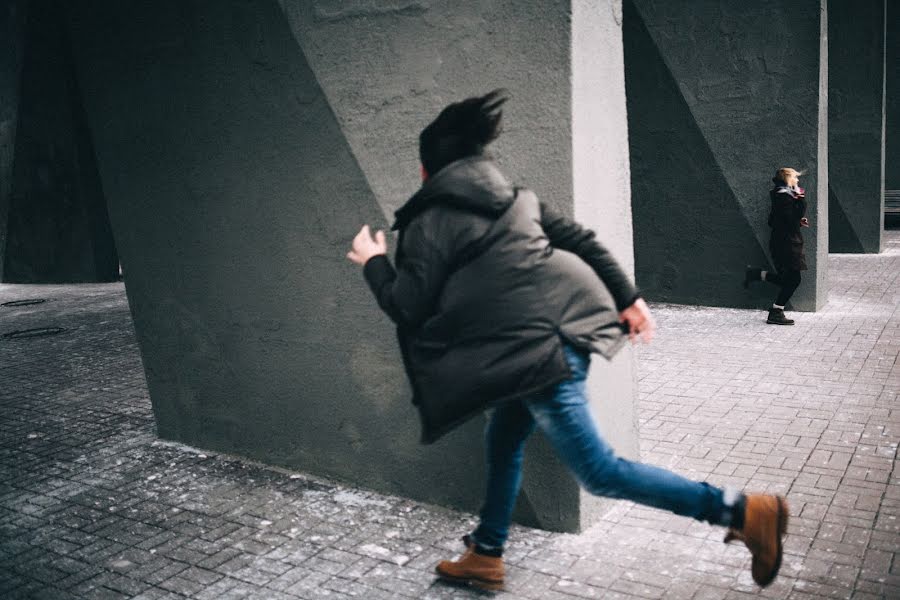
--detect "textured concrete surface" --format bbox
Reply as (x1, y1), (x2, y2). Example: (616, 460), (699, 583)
(0, 0), (27, 283)
(63, 0), (638, 533)
(2, 0), (119, 284)
(624, 0), (829, 311)
(280, 0), (641, 529)
(1, 231), (898, 599)
(277, 0), (571, 221)
(827, 0), (885, 254)
(571, 0), (639, 522)
(886, 1), (900, 192)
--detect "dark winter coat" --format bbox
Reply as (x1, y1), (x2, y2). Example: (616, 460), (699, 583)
(363, 157), (639, 443)
(767, 185), (808, 272)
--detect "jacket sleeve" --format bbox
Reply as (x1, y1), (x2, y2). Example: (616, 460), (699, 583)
(794, 197), (808, 224)
(362, 218), (448, 329)
(539, 201), (640, 311)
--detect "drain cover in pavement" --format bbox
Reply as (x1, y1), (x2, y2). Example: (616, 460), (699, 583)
(2, 327), (67, 339)
(1, 298), (47, 307)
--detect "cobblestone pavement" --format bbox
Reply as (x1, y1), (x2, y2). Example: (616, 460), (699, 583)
(1, 233), (898, 600)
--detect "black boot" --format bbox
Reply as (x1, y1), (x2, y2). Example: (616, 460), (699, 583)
(766, 308), (794, 325)
(743, 266), (762, 289)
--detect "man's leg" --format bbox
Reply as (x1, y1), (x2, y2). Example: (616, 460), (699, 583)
(436, 399), (536, 590)
(527, 346), (738, 526)
(527, 344), (787, 587)
(470, 400), (537, 550)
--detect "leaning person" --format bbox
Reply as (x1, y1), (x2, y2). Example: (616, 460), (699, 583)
(744, 167), (810, 324)
(346, 90), (788, 590)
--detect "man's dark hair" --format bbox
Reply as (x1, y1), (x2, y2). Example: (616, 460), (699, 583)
(418, 89), (508, 176)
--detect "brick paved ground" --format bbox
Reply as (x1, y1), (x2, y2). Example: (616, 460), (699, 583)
(1, 233), (898, 599)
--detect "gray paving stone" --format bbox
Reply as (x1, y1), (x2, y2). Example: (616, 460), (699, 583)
(1, 232), (899, 598)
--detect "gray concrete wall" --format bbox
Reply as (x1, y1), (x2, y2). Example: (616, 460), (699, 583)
(3, 0), (118, 283)
(571, 0), (639, 522)
(886, 1), (900, 193)
(828, 0), (885, 253)
(0, 0), (27, 283)
(66, 0), (638, 533)
(624, 0), (828, 311)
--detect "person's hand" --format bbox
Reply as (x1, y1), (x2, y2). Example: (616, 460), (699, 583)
(347, 225), (387, 266)
(619, 298), (656, 344)
(800, 217), (810, 228)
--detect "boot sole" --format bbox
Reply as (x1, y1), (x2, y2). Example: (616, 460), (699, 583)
(766, 320), (794, 325)
(756, 496), (789, 587)
(435, 569), (504, 592)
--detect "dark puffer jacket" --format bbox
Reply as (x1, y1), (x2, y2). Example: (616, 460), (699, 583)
(767, 185), (808, 271)
(363, 157), (638, 443)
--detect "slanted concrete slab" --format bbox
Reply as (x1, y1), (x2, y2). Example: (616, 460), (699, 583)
(0, 1), (27, 282)
(828, 0), (886, 253)
(65, 0), (639, 534)
(886, 2), (900, 199)
(624, 0), (829, 310)
(2, 0), (118, 283)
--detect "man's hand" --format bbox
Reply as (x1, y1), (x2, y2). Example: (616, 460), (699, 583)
(619, 298), (656, 344)
(800, 217), (810, 228)
(347, 225), (387, 266)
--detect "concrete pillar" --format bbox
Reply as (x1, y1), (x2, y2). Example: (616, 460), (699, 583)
(886, 1), (900, 204)
(624, 0), (828, 311)
(0, 1), (27, 283)
(828, 0), (885, 253)
(66, 0), (638, 533)
(3, 0), (118, 283)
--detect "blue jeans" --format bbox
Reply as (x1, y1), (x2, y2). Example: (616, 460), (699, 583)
(471, 344), (734, 549)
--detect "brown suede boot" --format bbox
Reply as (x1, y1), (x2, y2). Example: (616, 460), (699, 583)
(435, 544), (504, 592)
(723, 494), (789, 587)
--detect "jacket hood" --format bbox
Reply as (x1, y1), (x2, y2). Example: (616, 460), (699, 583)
(392, 156), (515, 230)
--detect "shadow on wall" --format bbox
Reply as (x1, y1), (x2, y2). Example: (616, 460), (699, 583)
(623, 0), (826, 311)
(56, 0), (630, 535)
(2, 0), (118, 283)
(623, 0), (772, 309)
